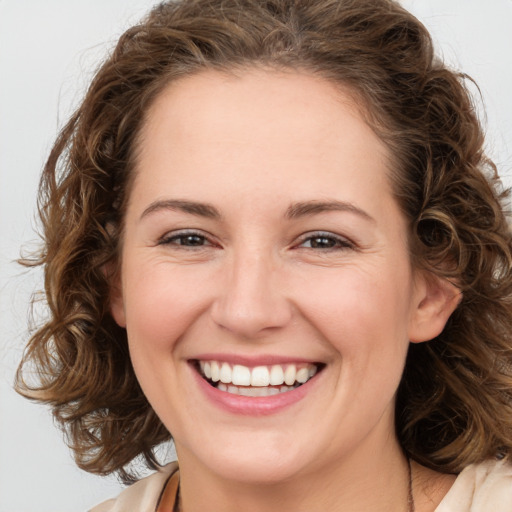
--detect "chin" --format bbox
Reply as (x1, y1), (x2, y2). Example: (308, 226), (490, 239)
(208, 453), (304, 484)
(178, 430), (310, 484)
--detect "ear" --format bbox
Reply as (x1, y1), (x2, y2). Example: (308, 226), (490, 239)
(105, 264), (126, 328)
(408, 271), (461, 343)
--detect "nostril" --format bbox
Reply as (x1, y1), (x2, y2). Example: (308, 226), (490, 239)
(210, 298), (293, 338)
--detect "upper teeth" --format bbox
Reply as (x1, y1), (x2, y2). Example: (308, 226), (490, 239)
(199, 361), (318, 387)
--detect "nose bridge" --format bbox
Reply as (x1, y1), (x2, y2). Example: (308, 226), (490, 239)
(211, 242), (292, 338)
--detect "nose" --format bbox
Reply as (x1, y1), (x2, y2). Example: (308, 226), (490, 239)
(210, 249), (293, 339)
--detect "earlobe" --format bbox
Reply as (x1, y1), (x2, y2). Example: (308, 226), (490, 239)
(408, 272), (461, 343)
(105, 265), (126, 328)
(110, 285), (127, 328)
(102, 224), (126, 328)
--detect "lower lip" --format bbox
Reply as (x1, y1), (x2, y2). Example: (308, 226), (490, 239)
(191, 365), (320, 416)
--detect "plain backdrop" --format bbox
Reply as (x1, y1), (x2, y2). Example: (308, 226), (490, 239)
(1, 1), (511, 511)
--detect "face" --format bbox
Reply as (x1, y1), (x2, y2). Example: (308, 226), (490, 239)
(111, 69), (448, 484)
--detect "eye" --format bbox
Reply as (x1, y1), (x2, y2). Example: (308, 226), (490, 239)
(298, 231), (354, 250)
(158, 230), (212, 247)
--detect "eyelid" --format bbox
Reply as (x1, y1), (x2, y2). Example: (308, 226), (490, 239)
(156, 229), (355, 250)
(157, 228), (218, 247)
(294, 230), (356, 249)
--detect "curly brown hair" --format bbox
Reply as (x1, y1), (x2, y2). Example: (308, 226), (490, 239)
(16, 0), (512, 484)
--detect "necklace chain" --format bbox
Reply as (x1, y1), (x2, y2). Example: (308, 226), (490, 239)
(407, 458), (416, 512)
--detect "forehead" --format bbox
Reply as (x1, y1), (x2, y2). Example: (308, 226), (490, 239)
(131, 68), (393, 212)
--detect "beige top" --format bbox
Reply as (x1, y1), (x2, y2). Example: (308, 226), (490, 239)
(90, 459), (512, 512)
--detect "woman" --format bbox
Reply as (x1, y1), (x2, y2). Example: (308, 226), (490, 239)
(16, 0), (512, 510)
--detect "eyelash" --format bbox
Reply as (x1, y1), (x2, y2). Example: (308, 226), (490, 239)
(158, 230), (212, 248)
(295, 231), (355, 251)
(158, 230), (354, 251)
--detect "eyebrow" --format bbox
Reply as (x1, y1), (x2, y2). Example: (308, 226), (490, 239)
(139, 198), (375, 223)
(140, 199), (222, 220)
(285, 200), (375, 223)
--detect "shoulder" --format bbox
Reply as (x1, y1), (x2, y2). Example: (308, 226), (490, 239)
(88, 462), (178, 512)
(436, 458), (512, 511)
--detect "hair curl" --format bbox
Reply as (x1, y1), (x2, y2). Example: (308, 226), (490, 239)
(17, 0), (512, 483)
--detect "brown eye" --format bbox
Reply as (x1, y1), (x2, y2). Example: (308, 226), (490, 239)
(299, 232), (353, 250)
(308, 236), (338, 249)
(159, 231), (210, 247)
(176, 234), (206, 246)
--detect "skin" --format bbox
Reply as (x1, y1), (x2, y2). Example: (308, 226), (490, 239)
(111, 69), (458, 511)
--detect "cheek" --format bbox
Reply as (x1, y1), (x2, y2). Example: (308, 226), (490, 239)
(120, 261), (213, 427)
(295, 264), (414, 361)
(122, 260), (212, 353)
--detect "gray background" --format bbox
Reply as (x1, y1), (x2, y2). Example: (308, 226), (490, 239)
(1, 1), (511, 511)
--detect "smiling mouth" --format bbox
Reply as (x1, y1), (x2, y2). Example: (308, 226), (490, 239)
(194, 360), (323, 397)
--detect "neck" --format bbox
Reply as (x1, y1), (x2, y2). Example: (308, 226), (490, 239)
(177, 433), (412, 512)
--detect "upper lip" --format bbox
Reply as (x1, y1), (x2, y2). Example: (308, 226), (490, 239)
(189, 353), (322, 367)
